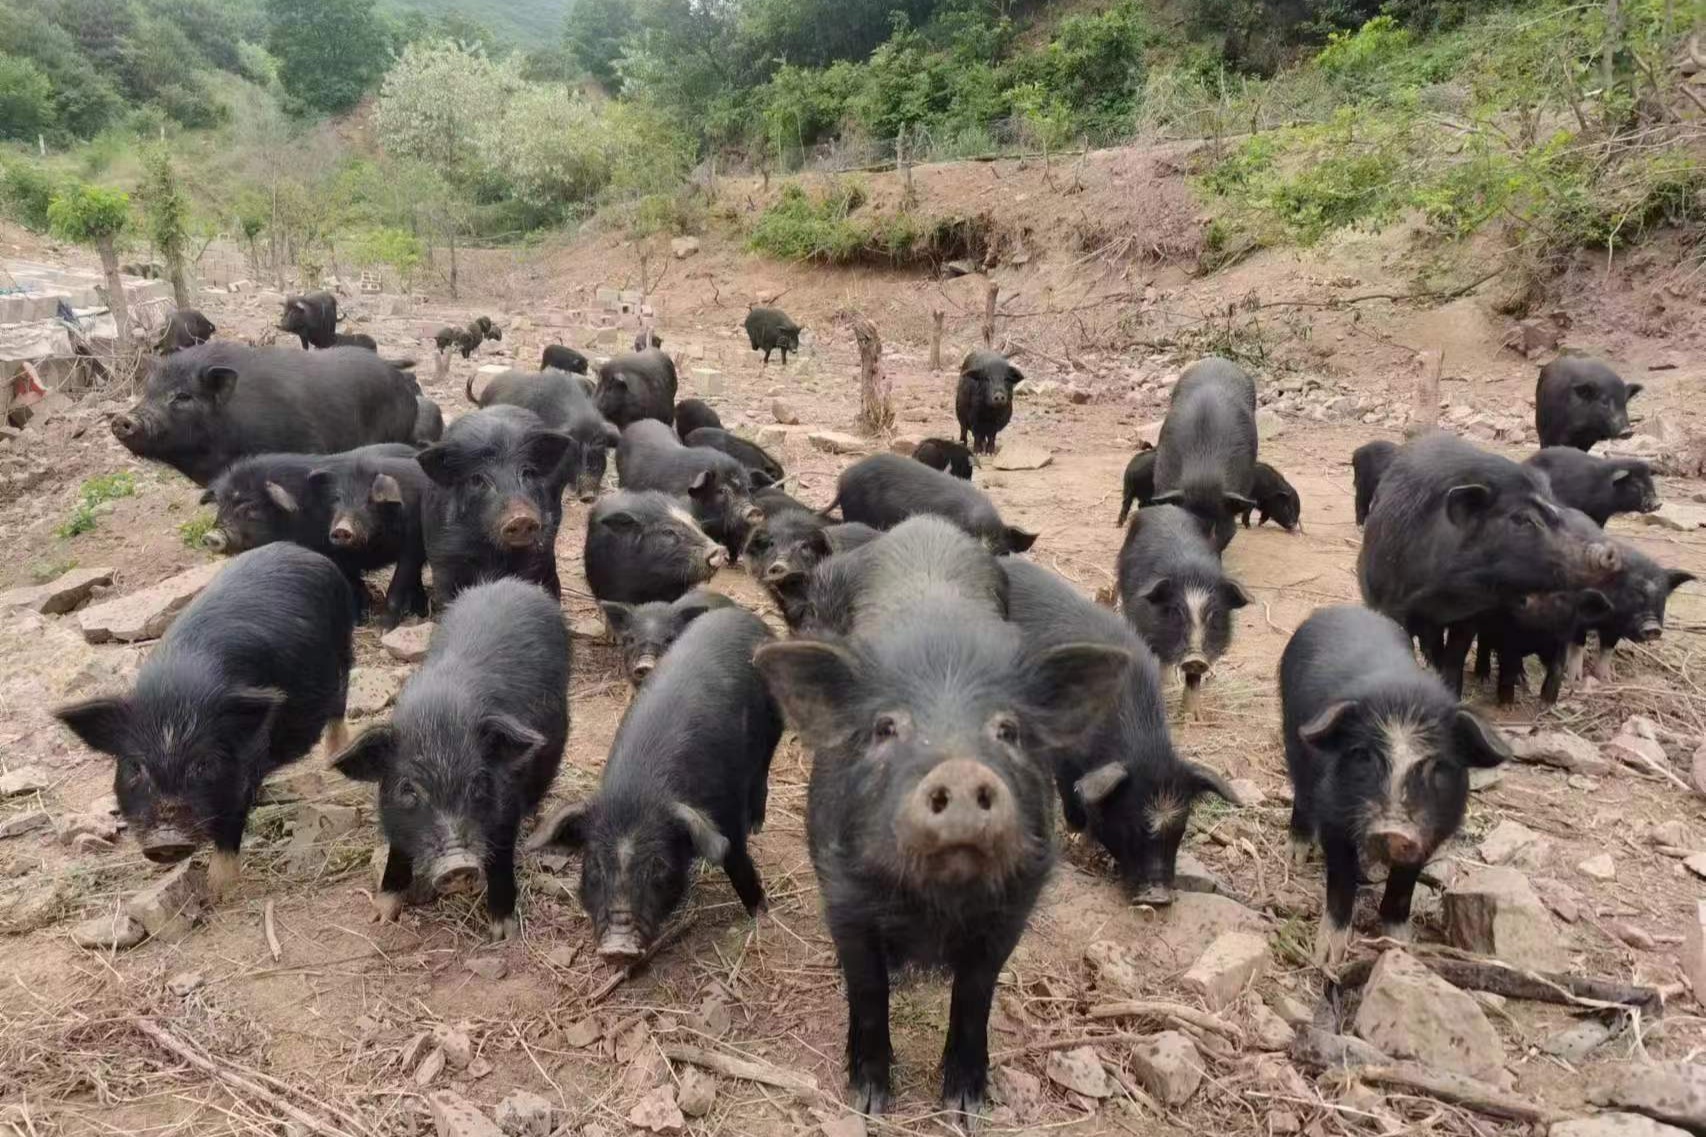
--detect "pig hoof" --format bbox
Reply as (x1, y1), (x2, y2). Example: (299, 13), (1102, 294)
(488, 916), (518, 942)
(1288, 837), (1312, 868)
(1312, 919), (1351, 969)
(849, 1079), (890, 1118)
(1565, 645), (1585, 683)
(1379, 920), (1413, 945)
(942, 1087), (986, 1131)
(207, 851), (240, 900)
(323, 718), (350, 756)
(373, 892), (404, 923)
(1591, 655), (1615, 683)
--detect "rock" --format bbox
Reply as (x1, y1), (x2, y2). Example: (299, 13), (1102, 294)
(167, 970), (205, 996)
(381, 621), (435, 663)
(1227, 778), (1265, 807)
(435, 1026), (473, 1069)
(545, 944), (578, 969)
(771, 399), (800, 425)
(1446, 867), (1566, 970)
(1504, 319), (1560, 359)
(494, 1090), (554, 1136)
(807, 431), (866, 455)
(697, 994), (732, 1037)
(1255, 409), (1284, 441)
(689, 367), (723, 396)
(1183, 931), (1269, 1010)
(0, 878), (65, 933)
(1650, 821), (1692, 848)
(1542, 1019), (1619, 1063)
(126, 861), (206, 942)
(1269, 991), (1314, 1028)
(1608, 731), (1669, 772)
(78, 561), (223, 643)
(1129, 1031), (1201, 1105)
(1478, 819), (1549, 868)
(1291, 1027), (1389, 1070)
(1509, 731), (1612, 775)
(466, 956), (507, 981)
(1271, 1109), (1301, 1134)
(0, 810), (48, 839)
(346, 667), (406, 717)
(1148, 891), (1267, 956)
(670, 237), (700, 260)
(59, 812), (121, 846)
(628, 1084), (685, 1132)
(1045, 1046), (1110, 1099)
(1553, 1115), (1693, 1137)
(428, 1089), (503, 1137)
(0, 766), (49, 797)
(1470, 766), (1504, 792)
(1248, 1000), (1296, 1051)
(1591, 1061), (1706, 1134)
(561, 1018), (601, 1048)
(1173, 849), (1224, 894)
(676, 1067), (716, 1117)
(1535, 877), (1586, 924)
(1686, 853), (1706, 882)
(1684, 901), (1706, 1008)
(991, 446), (1053, 470)
(0, 566), (114, 614)
(1579, 853), (1617, 881)
(1066, 383), (1092, 404)
(70, 911), (146, 950)
(993, 1066), (1044, 1122)
(1353, 949), (1506, 1080)
(1691, 744), (1706, 796)
(283, 803), (360, 872)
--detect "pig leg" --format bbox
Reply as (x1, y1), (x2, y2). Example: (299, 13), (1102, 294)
(207, 812), (246, 900)
(1592, 635), (1620, 682)
(383, 538), (429, 629)
(1314, 833), (1359, 966)
(323, 717), (350, 757)
(722, 839), (767, 916)
(374, 846), (415, 922)
(1287, 795), (1313, 867)
(483, 839), (519, 941)
(1055, 769), (1089, 832)
(1435, 623), (1474, 697)
(1494, 644), (1520, 707)
(747, 779), (769, 835)
(941, 943), (1007, 1119)
(1539, 649), (1566, 704)
(1376, 862), (1422, 943)
(833, 927), (893, 1115)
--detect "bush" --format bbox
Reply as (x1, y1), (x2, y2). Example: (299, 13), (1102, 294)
(349, 226), (425, 290)
(0, 54), (56, 141)
(0, 158), (58, 231)
(178, 511), (216, 549)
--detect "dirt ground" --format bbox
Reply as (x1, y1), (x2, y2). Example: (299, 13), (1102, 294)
(2, 149), (1705, 1137)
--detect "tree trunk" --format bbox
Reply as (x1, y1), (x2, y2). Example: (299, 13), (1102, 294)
(1408, 350), (1442, 438)
(97, 236), (133, 358)
(930, 309), (945, 371)
(852, 315), (893, 435)
(449, 226), (459, 301)
(1602, 0), (1621, 100)
(167, 257), (189, 310)
(981, 281), (999, 348)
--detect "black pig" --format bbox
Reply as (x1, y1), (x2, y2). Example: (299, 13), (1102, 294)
(673, 397), (722, 438)
(1151, 356), (1258, 551)
(1282, 605), (1509, 964)
(414, 397), (444, 444)
(334, 579), (567, 940)
(617, 419), (759, 550)
(584, 489), (728, 605)
(470, 368), (621, 504)
(279, 291), (338, 349)
(1535, 358), (1641, 451)
(596, 349), (678, 429)
(1352, 439), (1398, 526)
(331, 332), (377, 351)
(1475, 590), (1611, 705)
(955, 350), (1024, 455)
(601, 589), (736, 686)
(683, 426), (784, 487)
(1242, 462), (1301, 530)
(533, 607), (782, 959)
(1575, 541), (1694, 681)
(913, 437), (974, 479)
(1117, 449), (1155, 526)
(55, 544), (354, 897)
(743, 306), (801, 364)
(832, 452), (1037, 554)
(156, 308), (215, 354)
(1524, 447), (1659, 526)
(541, 344), (589, 374)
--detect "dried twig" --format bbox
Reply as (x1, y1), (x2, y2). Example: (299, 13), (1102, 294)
(587, 916), (698, 1003)
(662, 1044), (821, 1098)
(1332, 952), (1664, 1011)
(1327, 1062), (1567, 1125)
(263, 899), (282, 963)
(1088, 1000), (1245, 1046)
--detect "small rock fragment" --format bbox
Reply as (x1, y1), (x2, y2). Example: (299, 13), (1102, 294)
(1508, 731), (1611, 775)
(413, 1046), (445, 1087)
(435, 1026), (473, 1069)
(1579, 854), (1617, 881)
(167, 971), (205, 996)
(70, 911), (146, 950)
(546, 945), (578, 969)
(1684, 900), (1706, 1009)
(1469, 766), (1504, 792)
(0, 566), (114, 615)
(283, 803), (360, 873)
(1353, 949), (1506, 1080)
(1269, 991), (1314, 1027)
(807, 431), (866, 456)
(78, 560), (223, 643)
(428, 1089), (502, 1137)
(1611, 922), (1656, 950)
(1182, 930), (1269, 1010)
(0, 765), (49, 797)
(1227, 778), (1265, 806)
(1129, 1031), (1202, 1104)
(993, 1066), (1044, 1122)
(676, 1067), (716, 1117)
(1045, 1046), (1110, 1099)
(465, 956), (507, 981)
(1247, 1000), (1296, 1051)
(0, 810), (49, 839)
(1173, 849), (1224, 894)
(771, 399), (800, 425)
(697, 995), (732, 1037)
(1543, 1018), (1619, 1062)
(467, 1058), (492, 1079)
(346, 666), (406, 717)
(126, 861), (206, 942)
(561, 1018), (601, 1048)
(1445, 866), (1567, 970)
(1084, 939), (1142, 998)
(1534, 876), (1585, 924)
(494, 1089), (554, 1136)
(58, 812), (121, 846)
(1552, 1115), (1692, 1137)
(380, 621), (435, 663)
(1290, 1027), (1388, 1070)
(1270, 1109), (1301, 1134)
(1590, 1062), (1706, 1134)
(1650, 821), (1691, 847)
(1478, 819), (1549, 867)
(628, 1084), (685, 1132)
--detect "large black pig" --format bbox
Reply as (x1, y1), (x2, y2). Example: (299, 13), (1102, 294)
(541, 344), (589, 374)
(532, 607), (782, 960)
(617, 419), (760, 550)
(470, 368), (621, 504)
(596, 349), (678, 428)
(278, 291), (338, 349)
(672, 398), (722, 439)
(682, 427), (784, 488)
(1003, 558), (1237, 904)
(55, 543), (354, 898)
(334, 579), (567, 940)
(832, 452), (1036, 554)
(1535, 358), (1642, 451)
(418, 406), (572, 602)
(1151, 356), (1258, 551)
(1351, 439), (1398, 526)
(1282, 605), (1509, 964)
(1524, 447), (1659, 526)
(955, 350), (1024, 455)
(111, 343), (417, 486)
(743, 306), (801, 364)
(583, 489), (728, 605)
(156, 308), (215, 354)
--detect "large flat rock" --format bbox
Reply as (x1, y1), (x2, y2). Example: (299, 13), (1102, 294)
(1353, 949), (1505, 1080)
(0, 566), (114, 615)
(79, 561), (224, 643)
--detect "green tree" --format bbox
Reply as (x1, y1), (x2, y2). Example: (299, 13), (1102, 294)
(141, 146), (192, 308)
(266, 0), (390, 113)
(0, 54), (55, 141)
(564, 0), (634, 90)
(48, 184), (134, 356)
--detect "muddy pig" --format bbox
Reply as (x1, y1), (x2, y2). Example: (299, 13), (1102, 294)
(334, 579), (568, 940)
(55, 544), (354, 897)
(1524, 447), (1659, 526)
(832, 452), (1037, 554)
(1151, 356), (1258, 551)
(584, 489), (728, 604)
(419, 406), (572, 603)
(913, 437), (974, 479)
(1281, 605), (1509, 964)
(955, 350), (1024, 455)
(601, 589), (736, 687)
(533, 607), (782, 959)
(1003, 558), (1237, 904)
(1535, 357), (1641, 451)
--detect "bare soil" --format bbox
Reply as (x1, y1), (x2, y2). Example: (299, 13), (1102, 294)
(2, 148), (1704, 1137)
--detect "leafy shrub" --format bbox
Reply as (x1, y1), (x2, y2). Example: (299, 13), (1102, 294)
(0, 158), (58, 231)
(349, 227), (425, 290)
(57, 471), (137, 539)
(178, 511), (216, 549)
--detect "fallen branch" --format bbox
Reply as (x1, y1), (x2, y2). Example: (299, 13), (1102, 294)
(1248, 268), (1504, 312)
(1332, 953), (1663, 1011)
(135, 1018), (365, 1137)
(1328, 1062), (1567, 1125)
(662, 1044), (821, 1098)
(1088, 1000), (1245, 1046)
(991, 1030), (1158, 1063)
(263, 899), (281, 963)
(587, 916), (697, 1004)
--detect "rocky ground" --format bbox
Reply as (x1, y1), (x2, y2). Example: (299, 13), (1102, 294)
(2, 150), (1706, 1137)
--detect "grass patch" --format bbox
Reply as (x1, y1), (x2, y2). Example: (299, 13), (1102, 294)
(178, 512), (216, 550)
(747, 181), (994, 267)
(30, 556), (77, 584)
(56, 472), (137, 539)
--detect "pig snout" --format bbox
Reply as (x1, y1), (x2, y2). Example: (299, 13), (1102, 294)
(141, 826), (196, 864)
(110, 412), (143, 441)
(597, 911), (646, 961)
(577, 486), (599, 504)
(706, 546), (729, 570)
(1134, 881), (1174, 907)
(740, 502), (764, 526)
(497, 502), (543, 547)
(1180, 654), (1210, 680)
(762, 560), (791, 582)
(895, 758), (1019, 883)
(1640, 619), (1663, 642)
(202, 528), (229, 553)
(429, 850), (482, 895)
(631, 654), (658, 684)
(1364, 823), (1423, 866)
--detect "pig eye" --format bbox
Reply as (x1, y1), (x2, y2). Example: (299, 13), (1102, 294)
(520, 463), (539, 479)
(169, 391), (195, 406)
(991, 716), (1021, 745)
(873, 714), (900, 740)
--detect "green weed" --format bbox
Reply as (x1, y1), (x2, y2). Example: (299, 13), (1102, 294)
(178, 512), (216, 550)
(56, 471), (138, 539)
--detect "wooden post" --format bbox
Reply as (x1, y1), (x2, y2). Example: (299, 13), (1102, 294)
(639, 250), (651, 298)
(852, 315), (893, 435)
(930, 309), (945, 371)
(981, 281), (998, 348)
(1408, 350), (1443, 438)
(95, 235), (133, 358)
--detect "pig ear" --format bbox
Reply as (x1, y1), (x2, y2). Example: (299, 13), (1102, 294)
(753, 639), (863, 748)
(200, 366), (239, 401)
(749, 469), (776, 489)
(1025, 642), (1133, 746)
(1298, 701), (1356, 747)
(529, 801), (592, 851)
(1451, 709), (1511, 768)
(1668, 570), (1696, 593)
(291, 299), (308, 313)
(1445, 483), (1493, 527)
(1150, 490), (1183, 506)
(54, 696), (132, 757)
(1609, 468), (1630, 484)
(1223, 492), (1256, 513)
(1221, 579), (1252, 609)
(527, 430), (572, 473)
(1074, 762), (1128, 806)
(478, 714), (546, 769)
(600, 601), (634, 636)
(415, 443), (457, 486)
(671, 802), (729, 864)
(1626, 383), (1642, 399)
(369, 473), (403, 505)
(1003, 526), (1038, 553)
(598, 510), (640, 533)
(1137, 577), (1173, 603)
(1008, 367), (1025, 386)
(198, 488), (216, 504)
(265, 481), (299, 513)
(221, 686), (286, 740)
(1186, 761), (1241, 804)
(805, 529), (834, 559)
(673, 598), (714, 629)
(687, 470), (715, 498)
(331, 724), (397, 782)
